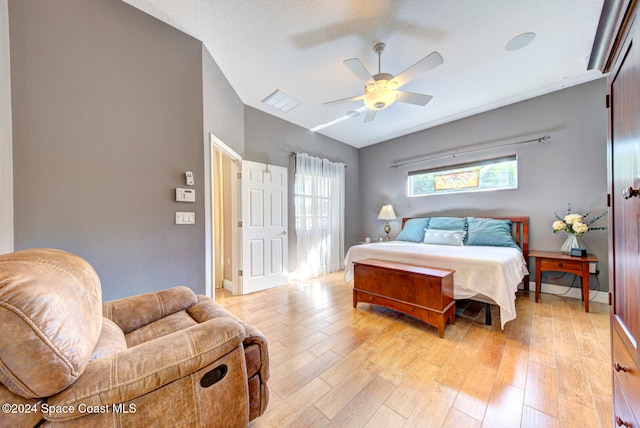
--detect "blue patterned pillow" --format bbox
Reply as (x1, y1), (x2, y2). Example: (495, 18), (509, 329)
(423, 229), (466, 246)
(396, 218), (430, 243)
(466, 217), (520, 250)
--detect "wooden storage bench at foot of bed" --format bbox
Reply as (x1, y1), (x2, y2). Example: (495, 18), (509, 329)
(353, 258), (455, 338)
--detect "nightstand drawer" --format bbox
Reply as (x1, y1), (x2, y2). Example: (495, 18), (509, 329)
(540, 259), (583, 274)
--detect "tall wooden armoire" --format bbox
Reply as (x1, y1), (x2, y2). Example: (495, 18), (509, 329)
(591, 0), (640, 425)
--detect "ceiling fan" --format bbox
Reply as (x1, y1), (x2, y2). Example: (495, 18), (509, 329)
(323, 42), (444, 122)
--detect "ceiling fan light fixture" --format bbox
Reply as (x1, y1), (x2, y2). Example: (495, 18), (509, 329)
(364, 79), (397, 110)
(322, 42), (442, 121)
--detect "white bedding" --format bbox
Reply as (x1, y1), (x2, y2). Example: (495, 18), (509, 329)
(343, 241), (529, 328)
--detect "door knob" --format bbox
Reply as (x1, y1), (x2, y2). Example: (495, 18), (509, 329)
(623, 186), (640, 199)
(280, 230), (287, 235)
(615, 416), (632, 427)
(614, 362), (628, 373)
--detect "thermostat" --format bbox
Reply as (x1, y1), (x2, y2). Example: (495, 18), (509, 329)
(176, 188), (195, 202)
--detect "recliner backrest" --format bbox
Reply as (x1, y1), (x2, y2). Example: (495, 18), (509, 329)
(0, 249), (103, 398)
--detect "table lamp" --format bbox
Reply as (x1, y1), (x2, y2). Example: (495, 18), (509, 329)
(377, 204), (397, 240)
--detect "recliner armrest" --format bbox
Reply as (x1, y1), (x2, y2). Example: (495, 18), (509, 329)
(45, 317), (245, 422)
(102, 286), (197, 333)
(190, 296), (270, 384)
(241, 324), (270, 382)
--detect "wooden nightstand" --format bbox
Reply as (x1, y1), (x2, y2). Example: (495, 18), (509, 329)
(529, 250), (598, 312)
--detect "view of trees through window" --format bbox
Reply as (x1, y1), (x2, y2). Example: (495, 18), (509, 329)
(408, 155), (518, 197)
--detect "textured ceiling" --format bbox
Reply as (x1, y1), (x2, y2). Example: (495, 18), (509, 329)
(123, 0), (605, 148)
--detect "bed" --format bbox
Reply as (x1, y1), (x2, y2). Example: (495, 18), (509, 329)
(344, 216), (530, 328)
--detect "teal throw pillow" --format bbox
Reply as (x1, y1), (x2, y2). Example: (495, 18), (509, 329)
(428, 217), (467, 231)
(396, 218), (430, 243)
(466, 217), (520, 250)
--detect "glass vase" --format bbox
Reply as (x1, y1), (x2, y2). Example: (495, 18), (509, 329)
(560, 234), (586, 254)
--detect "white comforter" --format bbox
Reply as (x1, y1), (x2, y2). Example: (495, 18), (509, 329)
(343, 241), (529, 328)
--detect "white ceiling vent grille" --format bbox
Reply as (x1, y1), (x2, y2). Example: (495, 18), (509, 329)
(261, 90), (301, 113)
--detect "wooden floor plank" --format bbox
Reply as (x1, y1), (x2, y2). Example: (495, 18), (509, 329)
(452, 362), (497, 421)
(285, 406), (329, 428)
(314, 361), (382, 419)
(404, 381), (458, 428)
(384, 359), (440, 418)
(523, 361), (559, 417)
(482, 381), (524, 428)
(442, 408), (482, 428)
(363, 405), (406, 428)
(327, 375), (396, 427)
(520, 405), (560, 428)
(272, 350), (342, 399)
(475, 329), (506, 369)
(555, 355), (595, 409)
(495, 338), (529, 390)
(249, 377), (332, 428)
(582, 356), (613, 427)
(558, 396), (602, 428)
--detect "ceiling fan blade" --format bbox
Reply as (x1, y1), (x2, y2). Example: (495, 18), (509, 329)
(396, 91), (433, 106)
(322, 94), (365, 107)
(344, 58), (375, 84)
(364, 109), (377, 123)
(392, 51), (444, 88)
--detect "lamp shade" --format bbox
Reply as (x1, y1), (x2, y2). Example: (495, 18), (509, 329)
(377, 204), (397, 220)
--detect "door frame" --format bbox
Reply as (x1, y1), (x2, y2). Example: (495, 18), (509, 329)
(206, 133), (242, 298)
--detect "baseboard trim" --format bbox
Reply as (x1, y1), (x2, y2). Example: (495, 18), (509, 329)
(223, 279), (233, 292)
(521, 281), (609, 304)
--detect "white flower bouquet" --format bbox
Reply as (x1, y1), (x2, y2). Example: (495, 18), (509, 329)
(552, 203), (607, 236)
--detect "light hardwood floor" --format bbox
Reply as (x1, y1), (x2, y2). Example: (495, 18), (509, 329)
(216, 272), (612, 428)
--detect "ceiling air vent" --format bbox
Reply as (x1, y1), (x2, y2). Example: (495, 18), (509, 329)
(261, 89), (301, 113)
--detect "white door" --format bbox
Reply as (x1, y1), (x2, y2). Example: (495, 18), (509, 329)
(241, 160), (288, 293)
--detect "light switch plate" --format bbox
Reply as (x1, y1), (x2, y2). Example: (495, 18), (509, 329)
(175, 212), (195, 224)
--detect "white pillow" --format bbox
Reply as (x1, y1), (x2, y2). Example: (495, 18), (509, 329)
(423, 229), (466, 246)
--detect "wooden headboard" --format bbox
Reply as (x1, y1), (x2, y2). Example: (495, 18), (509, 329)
(401, 215), (530, 289)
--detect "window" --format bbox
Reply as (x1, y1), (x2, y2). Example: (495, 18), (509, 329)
(294, 153), (345, 280)
(294, 175), (332, 232)
(408, 155), (517, 197)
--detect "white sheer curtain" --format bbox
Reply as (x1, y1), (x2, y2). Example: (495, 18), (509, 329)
(294, 153), (345, 280)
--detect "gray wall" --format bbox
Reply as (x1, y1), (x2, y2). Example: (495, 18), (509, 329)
(202, 45), (246, 295)
(0, 0), (12, 254)
(9, 0), (231, 300)
(359, 78), (609, 290)
(202, 45), (245, 159)
(244, 106), (360, 273)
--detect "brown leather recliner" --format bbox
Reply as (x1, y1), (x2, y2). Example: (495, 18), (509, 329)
(0, 248), (269, 427)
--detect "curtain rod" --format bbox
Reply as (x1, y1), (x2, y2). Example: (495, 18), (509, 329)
(390, 134), (550, 169)
(290, 151), (348, 168)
